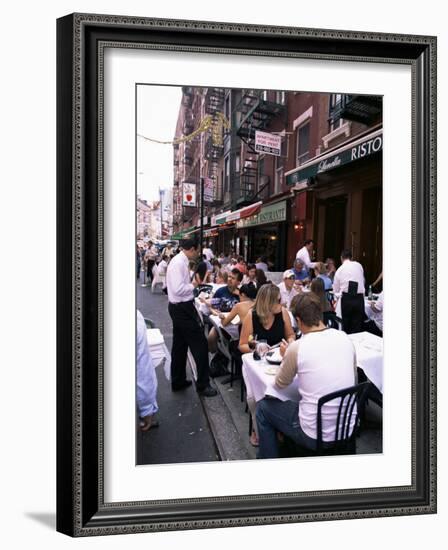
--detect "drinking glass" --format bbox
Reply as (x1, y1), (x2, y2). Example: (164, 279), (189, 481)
(256, 340), (269, 361)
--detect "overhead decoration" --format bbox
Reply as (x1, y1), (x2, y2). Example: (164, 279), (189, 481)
(138, 112), (230, 147)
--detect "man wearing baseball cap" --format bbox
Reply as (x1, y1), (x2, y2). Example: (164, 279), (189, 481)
(277, 269), (299, 309)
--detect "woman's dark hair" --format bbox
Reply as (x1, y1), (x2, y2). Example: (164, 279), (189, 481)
(255, 268), (268, 286)
(239, 283), (257, 300)
(310, 277), (331, 312)
(247, 263), (256, 272)
(194, 261), (208, 282)
(231, 268), (244, 282)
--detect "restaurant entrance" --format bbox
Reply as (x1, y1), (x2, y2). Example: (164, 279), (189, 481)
(248, 222), (287, 270)
(316, 195), (348, 263)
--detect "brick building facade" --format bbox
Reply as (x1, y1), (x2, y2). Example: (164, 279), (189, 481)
(172, 87), (382, 282)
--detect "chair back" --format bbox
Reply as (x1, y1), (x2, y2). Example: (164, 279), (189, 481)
(316, 381), (371, 453)
(323, 311), (342, 330)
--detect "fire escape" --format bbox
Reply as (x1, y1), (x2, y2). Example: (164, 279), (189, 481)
(235, 90), (286, 205)
(204, 88), (226, 205)
(330, 94), (382, 125)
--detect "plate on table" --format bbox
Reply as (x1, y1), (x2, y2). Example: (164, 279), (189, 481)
(264, 366), (279, 375)
(266, 349), (282, 365)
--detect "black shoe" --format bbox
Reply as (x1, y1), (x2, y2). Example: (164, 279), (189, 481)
(171, 380), (192, 392)
(197, 385), (218, 397)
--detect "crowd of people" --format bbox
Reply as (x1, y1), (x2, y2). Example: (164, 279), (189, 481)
(136, 237), (384, 458)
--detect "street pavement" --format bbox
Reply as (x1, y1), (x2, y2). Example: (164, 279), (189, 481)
(136, 274), (219, 464)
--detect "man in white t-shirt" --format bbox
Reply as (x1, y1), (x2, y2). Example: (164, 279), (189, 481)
(256, 293), (357, 459)
(277, 269), (299, 309)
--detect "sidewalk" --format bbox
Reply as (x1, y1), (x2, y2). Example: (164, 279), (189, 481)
(136, 276), (219, 465)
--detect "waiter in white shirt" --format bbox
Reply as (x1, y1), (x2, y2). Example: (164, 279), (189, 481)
(166, 238), (217, 397)
(202, 244), (214, 262)
(295, 240), (317, 273)
(333, 249), (366, 334)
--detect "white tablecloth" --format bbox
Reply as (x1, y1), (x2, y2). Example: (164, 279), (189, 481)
(146, 328), (171, 380)
(348, 331), (383, 392)
(209, 314), (240, 340)
(242, 353), (299, 404)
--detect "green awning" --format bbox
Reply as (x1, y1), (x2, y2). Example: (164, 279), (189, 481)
(285, 128), (382, 186)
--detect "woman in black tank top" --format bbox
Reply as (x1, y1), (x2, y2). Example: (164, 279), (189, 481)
(252, 310), (285, 346)
(239, 284), (296, 354)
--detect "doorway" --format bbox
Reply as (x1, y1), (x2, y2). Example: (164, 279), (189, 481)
(322, 195), (347, 262)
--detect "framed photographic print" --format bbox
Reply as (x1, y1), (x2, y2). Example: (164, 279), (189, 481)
(57, 13), (436, 536)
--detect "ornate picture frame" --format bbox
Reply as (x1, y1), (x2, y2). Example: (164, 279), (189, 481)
(56, 13), (436, 536)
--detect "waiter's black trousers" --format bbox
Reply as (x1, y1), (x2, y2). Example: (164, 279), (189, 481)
(146, 260), (155, 282)
(341, 293), (366, 334)
(168, 301), (210, 390)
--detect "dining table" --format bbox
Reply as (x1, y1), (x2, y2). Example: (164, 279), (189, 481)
(348, 331), (383, 393)
(242, 352), (300, 406)
(146, 328), (171, 380)
(209, 313), (240, 341)
(242, 330), (383, 408)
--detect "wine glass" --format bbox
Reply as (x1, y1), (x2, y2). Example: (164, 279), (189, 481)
(256, 340), (269, 361)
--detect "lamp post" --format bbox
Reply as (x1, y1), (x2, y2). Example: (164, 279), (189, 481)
(159, 188), (163, 240)
(199, 177), (204, 257)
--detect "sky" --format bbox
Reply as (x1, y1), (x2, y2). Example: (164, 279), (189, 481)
(137, 85), (183, 202)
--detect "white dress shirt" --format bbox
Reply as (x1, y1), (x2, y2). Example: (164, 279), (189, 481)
(295, 246), (316, 269)
(166, 251), (194, 303)
(136, 310), (158, 417)
(333, 259), (365, 296)
(202, 247), (214, 261)
(277, 281), (298, 309)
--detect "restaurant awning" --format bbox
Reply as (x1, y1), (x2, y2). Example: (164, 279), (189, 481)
(285, 128), (383, 186)
(214, 201), (263, 225)
(170, 226), (197, 240)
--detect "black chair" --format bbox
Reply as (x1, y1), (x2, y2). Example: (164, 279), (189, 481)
(341, 280), (366, 334)
(323, 311), (343, 330)
(281, 381), (371, 457)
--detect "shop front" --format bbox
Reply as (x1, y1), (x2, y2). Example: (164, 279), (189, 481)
(286, 127), (383, 282)
(236, 200), (288, 270)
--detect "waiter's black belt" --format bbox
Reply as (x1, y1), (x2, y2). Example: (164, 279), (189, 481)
(169, 300), (194, 306)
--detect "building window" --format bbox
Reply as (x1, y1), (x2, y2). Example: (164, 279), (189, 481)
(329, 93), (345, 132)
(224, 156), (230, 193)
(274, 164), (283, 194)
(258, 157), (265, 183)
(275, 90), (286, 105)
(296, 122), (310, 166)
(224, 95), (231, 120)
(235, 152), (240, 174)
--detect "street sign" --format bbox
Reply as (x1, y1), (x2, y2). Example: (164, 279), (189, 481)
(182, 183), (196, 206)
(255, 130), (282, 156)
(203, 177), (214, 203)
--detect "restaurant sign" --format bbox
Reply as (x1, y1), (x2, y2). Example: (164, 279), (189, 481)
(182, 183), (196, 206)
(255, 130), (282, 156)
(236, 200), (287, 229)
(286, 130), (383, 186)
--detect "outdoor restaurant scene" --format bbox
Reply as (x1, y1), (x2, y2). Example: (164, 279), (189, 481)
(136, 85), (383, 464)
